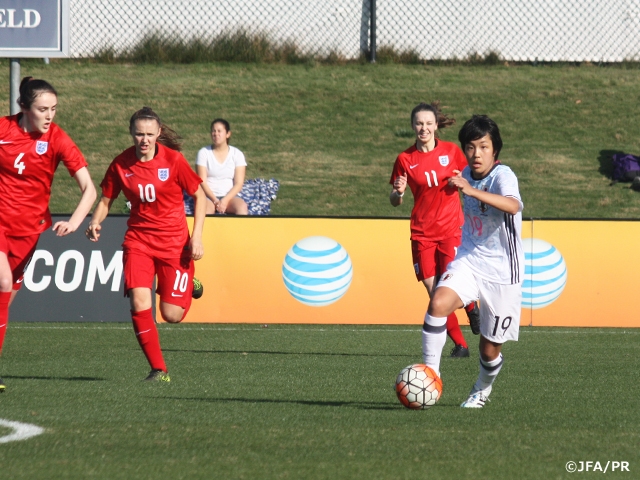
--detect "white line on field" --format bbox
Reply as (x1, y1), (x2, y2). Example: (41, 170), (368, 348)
(0, 419), (44, 444)
(7, 325), (640, 334)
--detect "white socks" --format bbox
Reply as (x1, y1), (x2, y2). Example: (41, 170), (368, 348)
(422, 314), (447, 377)
(473, 353), (504, 392)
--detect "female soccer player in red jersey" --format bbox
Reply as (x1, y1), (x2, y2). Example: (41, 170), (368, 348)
(389, 102), (479, 358)
(0, 77), (97, 392)
(86, 107), (206, 382)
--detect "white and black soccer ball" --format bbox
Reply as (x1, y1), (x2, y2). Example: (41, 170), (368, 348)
(395, 364), (443, 410)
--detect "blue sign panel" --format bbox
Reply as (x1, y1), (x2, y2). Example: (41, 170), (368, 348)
(0, 0), (68, 57)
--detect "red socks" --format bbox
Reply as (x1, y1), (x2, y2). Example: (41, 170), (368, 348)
(131, 308), (167, 372)
(0, 291), (10, 355)
(446, 313), (467, 348)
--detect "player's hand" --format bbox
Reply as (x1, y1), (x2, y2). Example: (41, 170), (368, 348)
(85, 223), (101, 242)
(190, 238), (204, 260)
(448, 170), (472, 194)
(53, 221), (78, 237)
(393, 173), (408, 194)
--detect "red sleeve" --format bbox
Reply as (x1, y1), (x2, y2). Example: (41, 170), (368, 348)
(389, 155), (406, 185)
(175, 154), (202, 196)
(100, 159), (122, 200)
(53, 125), (88, 177)
(455, 145), (468, 170)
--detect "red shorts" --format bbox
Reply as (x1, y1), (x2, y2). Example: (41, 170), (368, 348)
(411, 236), (461, 282)
(0, 228), (40, 290)
(123, 249), (194, 309)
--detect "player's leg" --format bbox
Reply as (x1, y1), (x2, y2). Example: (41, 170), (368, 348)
(124, 251), (169, 380)
(425, 262), (479, 377)
(0, 233), (39, 392)
(0, 249), (11, 392)
(461, 280), (522, 408)
(155, 254), (195, 324)
(434, 238), (468, 357)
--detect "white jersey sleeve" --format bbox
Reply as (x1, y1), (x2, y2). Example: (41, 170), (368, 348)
(456, 164), (524, 285)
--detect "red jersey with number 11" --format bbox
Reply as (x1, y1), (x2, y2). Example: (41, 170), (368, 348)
(390, 140), (467, 241)
(0, 114), (87, 236)
(100, 143), (202, 257)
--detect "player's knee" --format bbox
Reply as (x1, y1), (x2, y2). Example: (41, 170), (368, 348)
(160, 304), (185, 324)
(427, 294), (452, 317)
(0, 275), (13, 292)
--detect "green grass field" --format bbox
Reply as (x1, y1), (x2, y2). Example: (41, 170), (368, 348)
(2, 60), (640, 218)
(1, 323), (639, 479)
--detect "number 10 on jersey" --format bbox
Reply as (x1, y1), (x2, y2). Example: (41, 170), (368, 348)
(138, 184), (156, 202)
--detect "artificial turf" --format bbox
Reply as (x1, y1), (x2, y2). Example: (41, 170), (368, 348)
(0, 323), (638, 479)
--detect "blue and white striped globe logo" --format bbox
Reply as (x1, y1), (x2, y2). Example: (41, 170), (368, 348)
(282, 236), (353, 307)
(522, 238), (567, 309)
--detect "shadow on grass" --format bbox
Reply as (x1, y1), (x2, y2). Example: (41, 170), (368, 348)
(3, 375), (106, 382)
(598, 149), (624, 180)
(158, 395), (399, 410)
(163, 348), (412, 358)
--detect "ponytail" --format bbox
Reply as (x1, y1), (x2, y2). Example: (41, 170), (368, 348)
(129, 106), (182, 151)
(410, 101), (455, 136)
(18, 76), (57, 110)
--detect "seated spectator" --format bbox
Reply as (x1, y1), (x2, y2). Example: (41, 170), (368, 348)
(196, 118), (248, 215)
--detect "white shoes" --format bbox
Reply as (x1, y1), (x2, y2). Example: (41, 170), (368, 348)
(460, 385), (492, 408)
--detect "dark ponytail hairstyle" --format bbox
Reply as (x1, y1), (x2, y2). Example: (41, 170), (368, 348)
(129, 106), (182, 151)
(410, 101), (455, 138)
(18, 76), (57, 110)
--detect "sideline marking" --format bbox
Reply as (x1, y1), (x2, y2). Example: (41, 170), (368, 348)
(0, 419), (44, 444)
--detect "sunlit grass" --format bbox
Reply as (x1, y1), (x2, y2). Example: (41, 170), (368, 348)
(1, 61), (640, 218)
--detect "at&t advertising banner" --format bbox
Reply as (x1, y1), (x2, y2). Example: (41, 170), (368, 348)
(12, 215), (640, 328)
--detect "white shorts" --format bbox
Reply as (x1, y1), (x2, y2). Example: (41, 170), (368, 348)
(438, 260), (522, 343)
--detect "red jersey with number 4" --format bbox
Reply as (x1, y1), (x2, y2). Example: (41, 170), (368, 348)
(100, 143), (202, 257)
(390, 140), (467, 241)
(0, 114), (87, 236)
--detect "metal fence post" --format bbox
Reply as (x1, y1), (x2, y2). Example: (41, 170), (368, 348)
(370, 0), (376, 63)
(10, 59), (20, 115)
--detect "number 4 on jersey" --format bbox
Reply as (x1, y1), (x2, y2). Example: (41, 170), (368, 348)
(14, 153), (25, 174)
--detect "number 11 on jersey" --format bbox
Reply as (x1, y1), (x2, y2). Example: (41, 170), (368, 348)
(425, 170), (438, 187)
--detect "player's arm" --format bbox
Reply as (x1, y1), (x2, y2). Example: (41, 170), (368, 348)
(196, 165), (219, 208)
(85, 195), (115, 242)
(189, 185), (206, 260)
(448, 170), (521, 214)
(52, 167), (98, 236)
(390, 173), (407, 207)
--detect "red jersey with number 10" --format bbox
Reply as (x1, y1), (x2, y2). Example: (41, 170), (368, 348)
(390, 140), (467, 241)
(100, 143), (202, 257)
(0, 114), (87, 236)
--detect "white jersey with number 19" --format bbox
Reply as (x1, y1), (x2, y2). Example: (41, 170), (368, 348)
(456, 163), (524, 285)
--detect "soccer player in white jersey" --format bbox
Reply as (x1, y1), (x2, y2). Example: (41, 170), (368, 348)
(423, 115), (524, 408)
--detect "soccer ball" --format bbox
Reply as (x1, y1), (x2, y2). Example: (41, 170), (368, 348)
(395, 364), (443, 410)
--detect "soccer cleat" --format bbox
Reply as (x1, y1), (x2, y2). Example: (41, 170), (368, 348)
(144, 369), (171, 382)
(192, 277), (203, 299)
(0, 377), (5, 392)
(461, 386), (492, 408)
(466, 301), (481, 335)
(450, 344), (470, 358)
